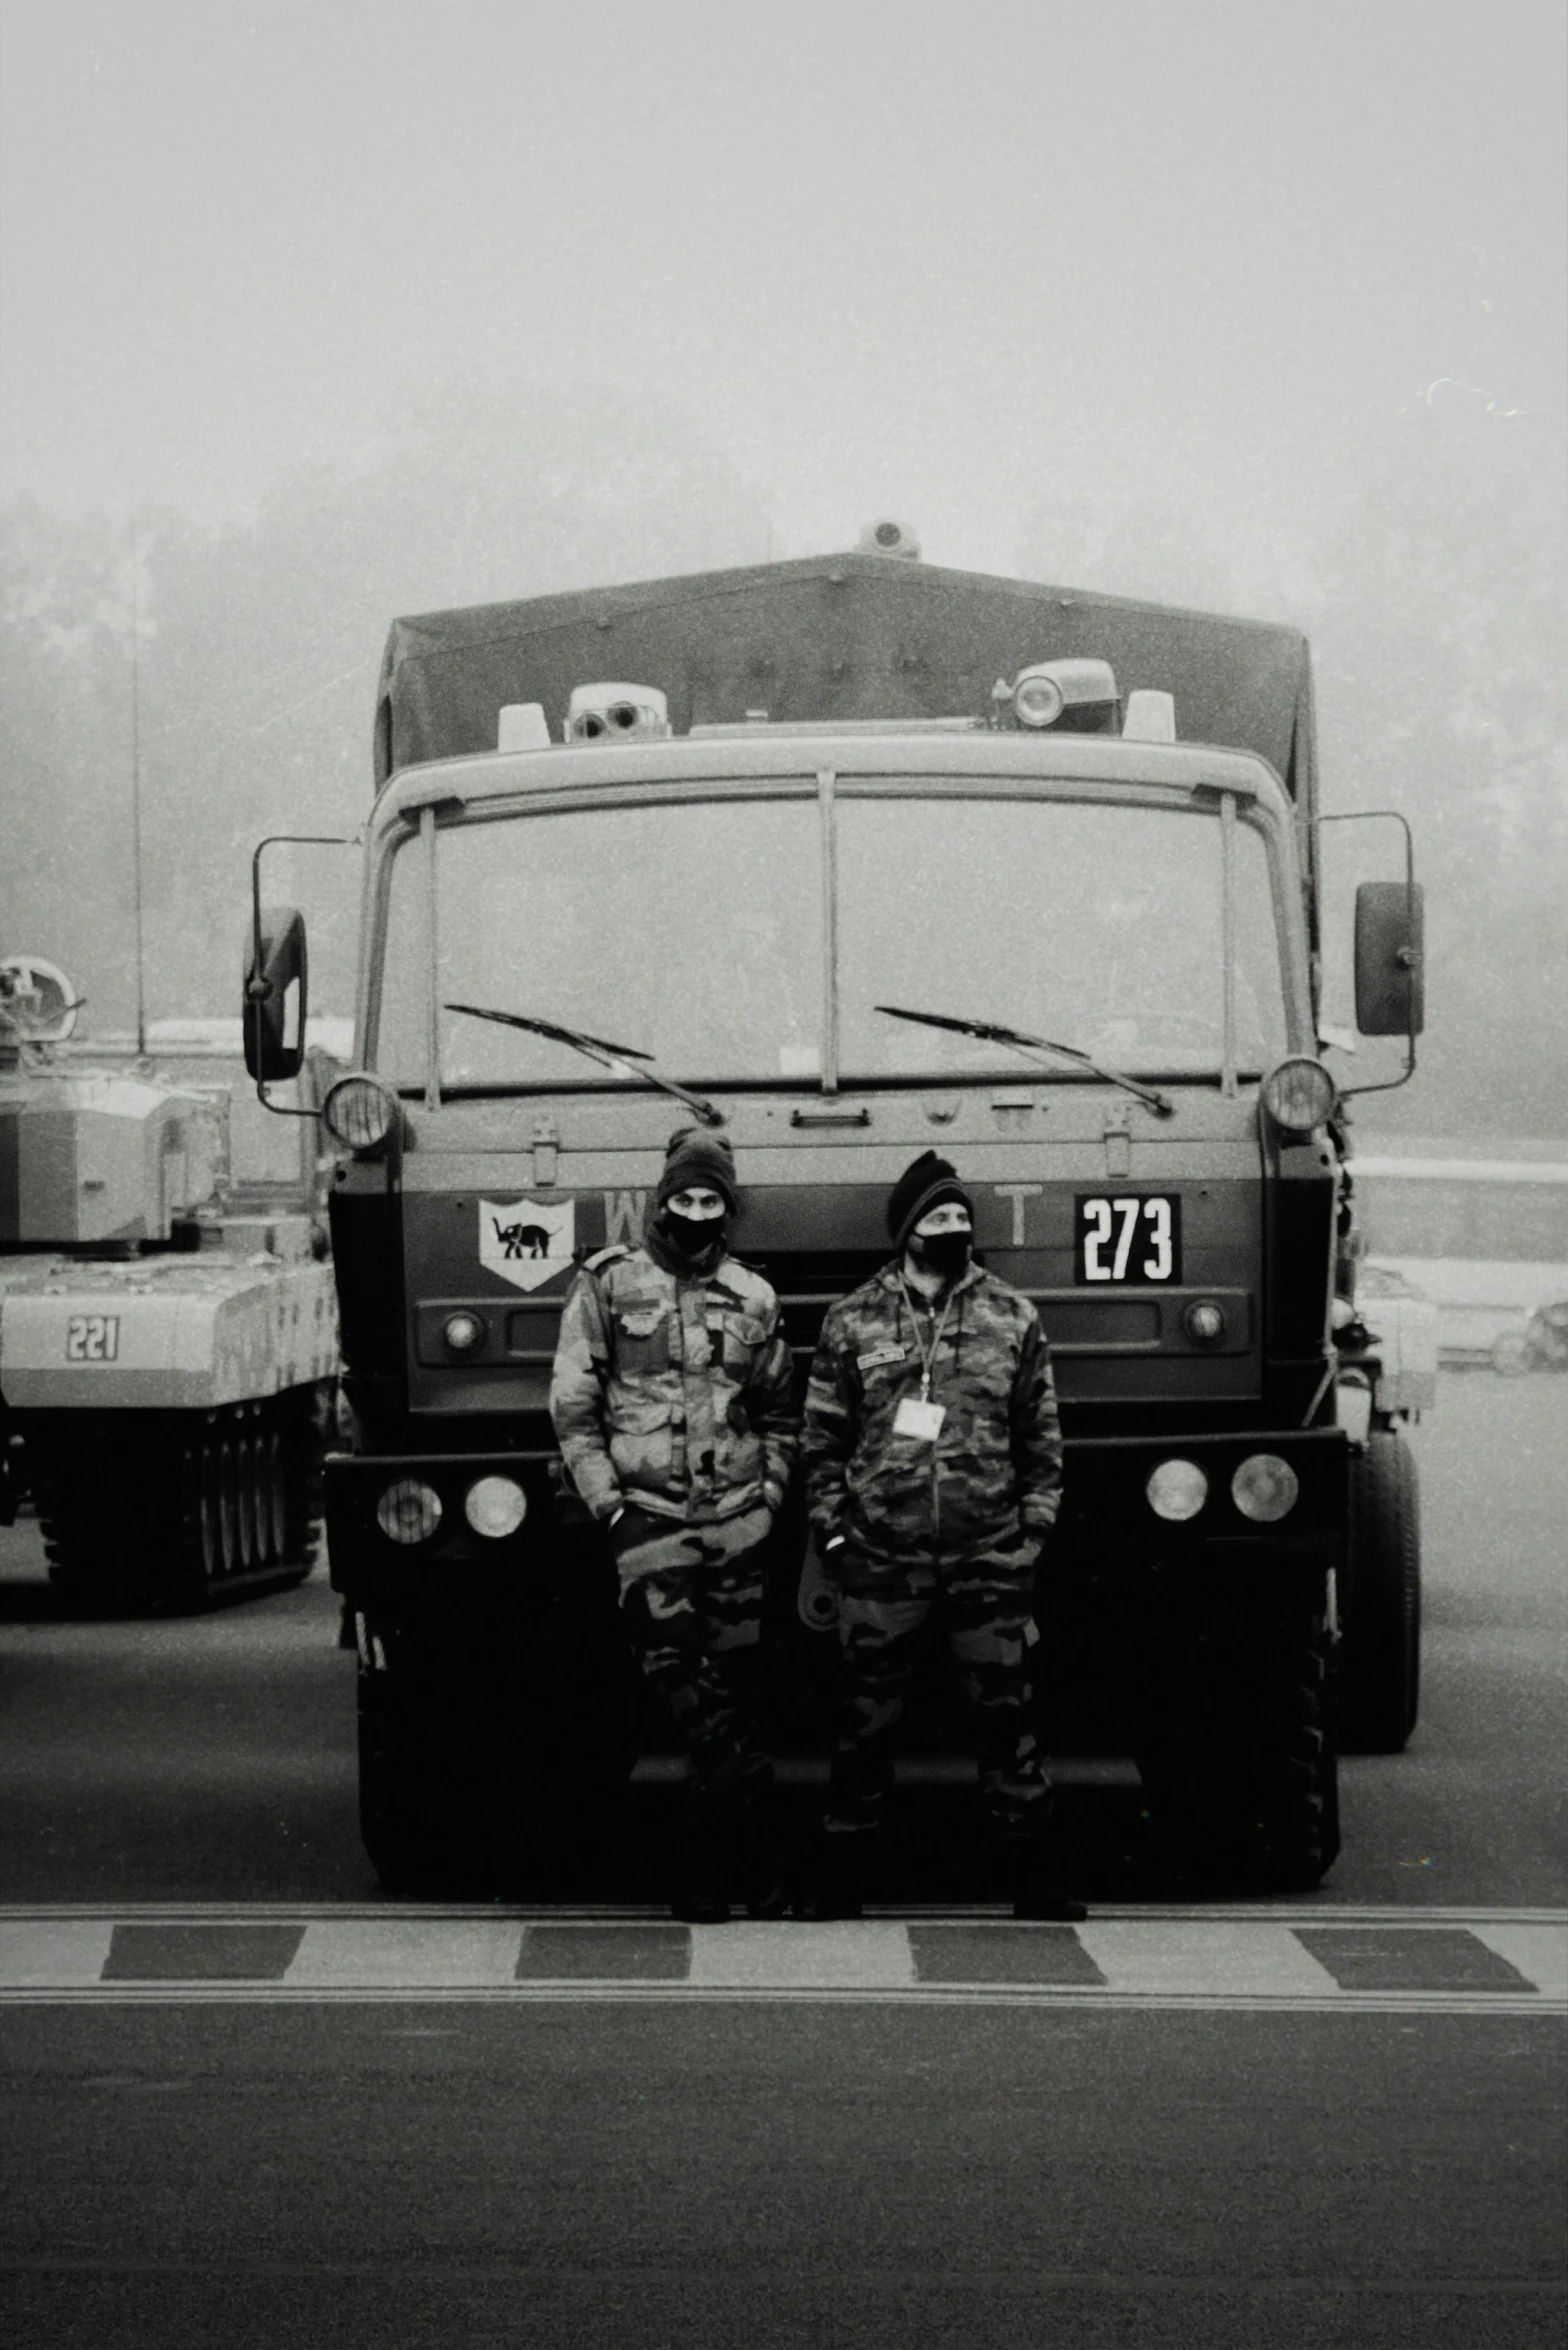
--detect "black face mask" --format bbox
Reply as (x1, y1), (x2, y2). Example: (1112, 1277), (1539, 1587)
(909, 1230), (971, 1281)
(660, 1209), (727, 1263)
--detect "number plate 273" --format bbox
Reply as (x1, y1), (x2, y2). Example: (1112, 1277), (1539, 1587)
(1075, 1196), (1181, 1285)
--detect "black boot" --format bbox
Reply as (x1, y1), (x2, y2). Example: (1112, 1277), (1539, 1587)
(737, 1797), (795, 1920)
(795, 1826), (875, 1921)
(1006, 1836), (1088, 1923)
(667, 1792), (731, 1924)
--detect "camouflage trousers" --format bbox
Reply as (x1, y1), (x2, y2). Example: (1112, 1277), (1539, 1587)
(825, 1535), (1051, 1837)
(613, 1502), (773, 1801)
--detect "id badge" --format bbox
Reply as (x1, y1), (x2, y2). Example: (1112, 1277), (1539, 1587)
(893, 1396), (946, 1442)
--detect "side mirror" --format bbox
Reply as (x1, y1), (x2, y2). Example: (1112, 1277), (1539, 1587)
(244, 907), (309, 1081)
(1354, 881), (1424, 1037)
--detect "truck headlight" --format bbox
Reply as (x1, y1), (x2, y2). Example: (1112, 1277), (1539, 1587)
(377, 1479), (442, 1544)
(1147, 1459), (1209, 1521)
(1231, 1454), (1299, 1523)
(323, 1072), (400, 1153)
(1261, 1057), (1337, 1134)
(464, 1476), (527, 1537)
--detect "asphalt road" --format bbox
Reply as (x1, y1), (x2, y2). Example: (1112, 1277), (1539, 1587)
(2, 1371), (1564, 1907)
(2, 1370), (1565, 2348)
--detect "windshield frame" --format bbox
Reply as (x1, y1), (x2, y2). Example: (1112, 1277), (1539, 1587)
(359, 750), (1309, 1102)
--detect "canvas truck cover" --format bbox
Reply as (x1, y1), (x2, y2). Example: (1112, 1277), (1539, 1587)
(374, 552), (1317, 804)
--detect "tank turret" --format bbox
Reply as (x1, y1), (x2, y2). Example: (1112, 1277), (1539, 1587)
(0, 955), (338, 1612)
(1, 955), (227, 1249)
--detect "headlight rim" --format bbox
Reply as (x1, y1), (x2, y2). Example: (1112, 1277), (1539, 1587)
(1260, 1054), (1338, 1135)
(322, 1070), (401, 1155)
(463, 1474), (529, 1539)
(1230, 1452), (1301, 1525)
(1146, 1457), (1210, 1523)
(376, 1476), (443, 1546)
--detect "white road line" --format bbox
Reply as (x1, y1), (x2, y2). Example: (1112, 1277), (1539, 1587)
(1077, 1921), (1340, 1996)
(0, 1919), (115, 1988)
(1468, 1921), (1568, 2001)
(1, 1985), (1562, 2016)
(284, 1919), (524, 1988)
(685, 1920), (914, 1988)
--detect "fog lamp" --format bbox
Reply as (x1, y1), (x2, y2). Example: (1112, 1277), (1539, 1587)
(464, 1475), (527, 1538)
(1231, 1454), (1299, 1523)
(1261, 1057), (1337, 1134)
(443, 1311), (487, 1355)
(377, 1479), (442, 1544)
(1146, 1458), (1209, 1522)
(323, 1072), (399, 1153)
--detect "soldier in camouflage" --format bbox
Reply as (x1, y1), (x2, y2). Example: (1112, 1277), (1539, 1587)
(800, 1150), (1086, 1921)
(551, 1126), (798, 1921)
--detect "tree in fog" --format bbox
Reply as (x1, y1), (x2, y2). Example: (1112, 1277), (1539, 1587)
(1, 386), (771, 1026)
(1313, 415), (1568, 1138)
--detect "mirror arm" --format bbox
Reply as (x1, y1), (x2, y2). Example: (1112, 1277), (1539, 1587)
(1319, 809), (1420, 1100)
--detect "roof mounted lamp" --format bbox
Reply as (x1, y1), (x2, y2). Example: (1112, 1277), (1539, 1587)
(993, 657), (1121, 734)
(564, 683), (671, 743)
(858, 518), (922, 560)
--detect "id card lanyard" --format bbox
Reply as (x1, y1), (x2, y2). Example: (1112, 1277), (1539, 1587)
(899, 1281), (953, 1401)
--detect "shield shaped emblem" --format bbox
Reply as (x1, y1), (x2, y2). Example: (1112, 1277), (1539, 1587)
(479, 1197), (576, 1293)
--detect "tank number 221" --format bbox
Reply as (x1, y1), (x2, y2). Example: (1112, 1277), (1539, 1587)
(64, 1314), (120, 1362)
(1075, 1196), (1181, 1285)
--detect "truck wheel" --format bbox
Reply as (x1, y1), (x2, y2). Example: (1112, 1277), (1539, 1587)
(1337, 1432), (1421, 1754)
(1138, 1605), (1340, 1896)
(1238, 1614), (1341, 1893)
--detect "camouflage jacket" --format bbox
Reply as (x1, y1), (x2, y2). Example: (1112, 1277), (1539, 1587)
(802, 1261), (1062, 1559)
(550, 1245), (798, 1525)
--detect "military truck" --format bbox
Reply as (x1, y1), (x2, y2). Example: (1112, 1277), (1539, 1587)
(247, 527), (1425, 1894)
(0, 955), (338, 1611)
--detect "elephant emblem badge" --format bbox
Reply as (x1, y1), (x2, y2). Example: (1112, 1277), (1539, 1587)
(478, 1197), (575, 1292)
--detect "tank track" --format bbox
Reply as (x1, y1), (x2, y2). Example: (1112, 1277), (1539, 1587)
(29, 1390), (325, 1616)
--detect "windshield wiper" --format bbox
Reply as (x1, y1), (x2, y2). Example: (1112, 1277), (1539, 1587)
(445, 1003), (725, 1127)
(876, 1004), (1173, 1116)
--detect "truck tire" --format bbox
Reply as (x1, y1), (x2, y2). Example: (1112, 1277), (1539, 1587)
(1337, 1431), (1421, 1754)
(1138, 1603), (1340, 1896)
(34, 1395), (322, 1616)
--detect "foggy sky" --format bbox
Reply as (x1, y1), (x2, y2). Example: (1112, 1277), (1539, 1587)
(2, 0), (1563, 580)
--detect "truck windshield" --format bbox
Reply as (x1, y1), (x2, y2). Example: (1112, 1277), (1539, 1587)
(374, 786), (1288, 1090)
(837, 796), (1285, 1080)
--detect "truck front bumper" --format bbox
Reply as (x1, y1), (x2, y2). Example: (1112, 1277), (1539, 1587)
(326, 1449), (591, 1610)
(1056, 1424), (1348, 1563)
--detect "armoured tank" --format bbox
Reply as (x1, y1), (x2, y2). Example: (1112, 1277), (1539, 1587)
(0, 955), (339, 1611)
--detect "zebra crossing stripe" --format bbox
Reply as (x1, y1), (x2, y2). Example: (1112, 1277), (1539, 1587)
(1, 1910), (1563, 2009)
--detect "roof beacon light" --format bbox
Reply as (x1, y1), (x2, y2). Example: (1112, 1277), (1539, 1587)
(999, 657), (1121, 735)
(859, 518), (922, 560)
(565, 683), (671, 743)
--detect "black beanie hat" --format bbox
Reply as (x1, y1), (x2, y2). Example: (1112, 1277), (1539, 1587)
(887, 1151), (973, 1252)
(656, 1126), (738, 1215)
